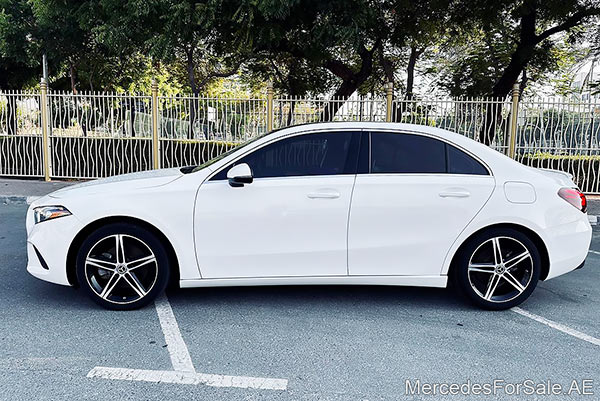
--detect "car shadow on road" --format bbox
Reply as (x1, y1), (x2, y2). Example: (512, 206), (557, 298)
(167, 284), (477, 313)
(20, 278), (482, 314)
(19, 275), (94, 310)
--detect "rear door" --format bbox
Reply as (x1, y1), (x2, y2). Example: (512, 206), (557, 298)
(348, 130), (495, 276)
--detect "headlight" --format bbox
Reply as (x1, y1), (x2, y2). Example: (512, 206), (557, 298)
(33, 205), (72, 224)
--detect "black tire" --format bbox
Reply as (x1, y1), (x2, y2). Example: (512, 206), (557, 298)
(76, 223), (170, 310)
(453, 228), (541, 310)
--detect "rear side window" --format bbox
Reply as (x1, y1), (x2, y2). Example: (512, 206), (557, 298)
(368, 132), (488, 175)
(370, 132), (446, 173)
(446, 144), (488, 175)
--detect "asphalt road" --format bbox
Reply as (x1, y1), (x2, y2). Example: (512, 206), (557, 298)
(1, 202), (599, 400)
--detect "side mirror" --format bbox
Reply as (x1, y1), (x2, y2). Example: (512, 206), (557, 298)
(227, 163), (253, 187)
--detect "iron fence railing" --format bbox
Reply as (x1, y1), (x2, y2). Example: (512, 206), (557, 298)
(1, 84), (600, 192)
(392, 97), (511, 154)
(158, 95), (267, 169)
(0, 90), (43, 177)
(515, 96), (600, 193)
(47, 91), (153, 178)
(273, 96), (387, 129)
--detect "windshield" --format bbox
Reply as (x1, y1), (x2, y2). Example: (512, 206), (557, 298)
(188, 134), (269, 173)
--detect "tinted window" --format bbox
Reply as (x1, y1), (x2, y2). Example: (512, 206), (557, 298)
(211, 132), (357, 180)
(370, 132), (446, 173)
(447, 144), (488, 175)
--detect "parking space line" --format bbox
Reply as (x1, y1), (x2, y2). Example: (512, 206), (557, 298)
(154, 294), (196, 373)
(512, 307), (600, 347)
(86, 294), (289, 391)
(588, 250), (600, 256)
(87, 367), (288, 390)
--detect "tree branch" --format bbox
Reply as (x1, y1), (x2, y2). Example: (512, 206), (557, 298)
(196, 60), (243, 90)
(323, 59), (355, 81)
(536, 8), (600, 43)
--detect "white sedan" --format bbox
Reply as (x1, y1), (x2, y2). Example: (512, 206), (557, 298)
(26, 122), (591, 310)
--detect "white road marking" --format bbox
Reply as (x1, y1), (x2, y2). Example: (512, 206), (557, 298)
(588, 250), (600, 256)
(87, 294), (289, 391)
(154, 294), (196, 373)
(87, 367), (288, 390)
(512, 307), (600, 347)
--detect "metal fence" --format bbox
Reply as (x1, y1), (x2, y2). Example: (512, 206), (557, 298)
(1, 82), (600, 192)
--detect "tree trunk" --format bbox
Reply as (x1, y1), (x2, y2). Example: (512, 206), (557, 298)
(405, 46), (423, 100)
(321, 79), (363, 121)
(287, 99), (296, 126)
(69, 62), (89, 137)
(69, 63), (78, 95)
(187, 51), (200, 140)
(479, 6), (537, 144)
(6, 95), (18, 136)
(129, 97), (136, 138)
(321, 44), (378, 121)
(379, 51), (395, 84)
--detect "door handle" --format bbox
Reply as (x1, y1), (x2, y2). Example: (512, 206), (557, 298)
(307, 190), (340, 199)
(439, 191), (470, 198)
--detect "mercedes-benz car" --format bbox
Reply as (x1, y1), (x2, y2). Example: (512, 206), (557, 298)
(26, 122), (591, 310)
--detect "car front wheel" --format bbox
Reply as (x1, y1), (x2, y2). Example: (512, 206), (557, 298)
(454, 228), (541, 310)
(76, 223), (170, 310)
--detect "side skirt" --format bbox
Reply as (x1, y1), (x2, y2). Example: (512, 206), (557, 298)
(180, 275), (447, 288)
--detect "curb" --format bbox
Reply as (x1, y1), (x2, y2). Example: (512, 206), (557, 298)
(0, 196), (40, 205)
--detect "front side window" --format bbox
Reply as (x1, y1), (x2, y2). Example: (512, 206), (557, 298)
(211, 131), (358, 180)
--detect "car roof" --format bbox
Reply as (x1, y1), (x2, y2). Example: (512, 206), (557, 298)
(272, 121), (457, 138)
(269, 122), (481, 148)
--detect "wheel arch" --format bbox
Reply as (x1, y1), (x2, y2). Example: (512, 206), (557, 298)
(66, 216), (180, 287)
(448, 223), (550, 281)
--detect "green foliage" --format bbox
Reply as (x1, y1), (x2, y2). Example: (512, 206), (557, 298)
(0, 0), (599, 98)
(436, 0), (600, 97)
(0, 0), (40, 88)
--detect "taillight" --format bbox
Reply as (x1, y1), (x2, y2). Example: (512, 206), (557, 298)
(558, 187), (587, 213)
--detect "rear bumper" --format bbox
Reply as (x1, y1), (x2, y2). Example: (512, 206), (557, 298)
(544, 214), (592, 280)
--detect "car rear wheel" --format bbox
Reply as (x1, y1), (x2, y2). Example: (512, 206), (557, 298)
(453, 228), (541, 310)
(76, 223), (170, 310)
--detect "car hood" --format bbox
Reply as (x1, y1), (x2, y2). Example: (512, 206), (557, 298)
(48, 168), (184, 199)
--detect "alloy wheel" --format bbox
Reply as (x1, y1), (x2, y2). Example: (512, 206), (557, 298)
(467, 236), (533, 303)
(84, 234), (158, 305)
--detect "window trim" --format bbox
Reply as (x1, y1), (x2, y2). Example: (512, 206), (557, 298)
(365, 130), (492, 176)
(206, 129), (364, 181)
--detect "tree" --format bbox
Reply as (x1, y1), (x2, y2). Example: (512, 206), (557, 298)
(96, 0), (244, 137)
(436, 0), (600, 143)
(488, 0), (600, 100)
(219, 0), (388, 119)
(0, 0), (40, 135)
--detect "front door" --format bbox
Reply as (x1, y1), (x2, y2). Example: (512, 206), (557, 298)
(194, 131), (360, 278)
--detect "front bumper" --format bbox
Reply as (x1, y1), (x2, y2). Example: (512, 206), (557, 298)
(26, 204), (83, 286)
